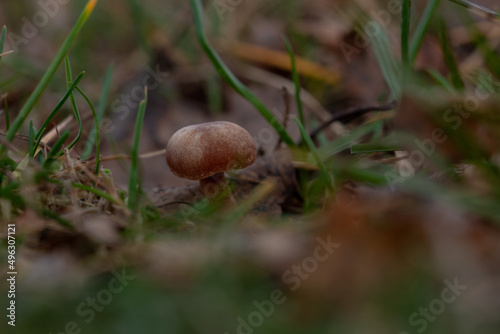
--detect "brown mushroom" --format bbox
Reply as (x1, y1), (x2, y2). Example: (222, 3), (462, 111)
(166, 121), (256, 206)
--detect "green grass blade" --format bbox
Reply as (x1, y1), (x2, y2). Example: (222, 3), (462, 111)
(63, 56), (83, 154)
(344, 167), (388, 186)
(438, 18), (464, 90)
(72, 182), (121, 205)
(368, 23), (401, 100)
(318, 121), (381, 161)
(282, 36), (309, 210)
(409, 0), (441, 64)
(283, 36), (305, 127)
(81, 64), (113, 160)
(128, 88), (148, 212)
(0, 26), (6, 65)
(42, 130), (71, 168)
(76, 87), (100, 174)
(189, 0), (296, 147)
(294, 118), (334, 191)
(401, 0), (412, 70)
(3, 0), (98, 144)
(427, 69), (456, 93)
(33, 72), (85, 153)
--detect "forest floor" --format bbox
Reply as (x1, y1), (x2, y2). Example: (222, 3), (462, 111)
(1, 0), (500, 333)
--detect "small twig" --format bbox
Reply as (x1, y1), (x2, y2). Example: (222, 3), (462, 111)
(85, 149), (166, 165)
(40, 116), (73, 146)
(0, 50), (15, 58)
(0, 130), (51, 150)
(51, 121), (60, 139)
(448, 0), (500, 21)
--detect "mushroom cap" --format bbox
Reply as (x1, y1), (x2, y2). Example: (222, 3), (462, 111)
(166, 121), (256, 180)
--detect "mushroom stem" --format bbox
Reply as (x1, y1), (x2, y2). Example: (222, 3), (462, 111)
(199, 172), (237, 208)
